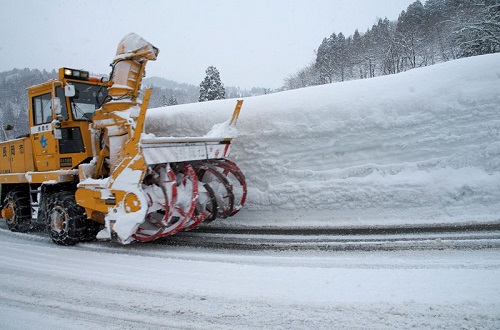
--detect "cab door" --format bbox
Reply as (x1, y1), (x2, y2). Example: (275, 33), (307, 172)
(30, 92), (58, 171)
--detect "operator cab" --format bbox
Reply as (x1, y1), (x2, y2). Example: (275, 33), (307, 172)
(28, 68), (110, 171)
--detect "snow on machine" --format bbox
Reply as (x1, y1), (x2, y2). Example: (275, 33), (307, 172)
(0, 33), (246, 245)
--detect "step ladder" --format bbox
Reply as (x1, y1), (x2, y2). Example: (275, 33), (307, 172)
(29, 186), (41, 222)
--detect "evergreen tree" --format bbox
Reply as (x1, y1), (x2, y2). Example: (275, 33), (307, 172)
(199, 66), (225, 102)
(167, 94), (178, 106)
(351, 29), (368, 79)
(315, 34), (338, 84)
(161, 94), (168, 107)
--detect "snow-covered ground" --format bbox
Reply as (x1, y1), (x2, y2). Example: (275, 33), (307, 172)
(1, 54), (500, 329)
(147, 53), (500, 228)
(1, 226), (499, 329)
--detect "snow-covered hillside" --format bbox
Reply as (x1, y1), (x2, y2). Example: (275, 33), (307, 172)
(146, 54), (500, 227)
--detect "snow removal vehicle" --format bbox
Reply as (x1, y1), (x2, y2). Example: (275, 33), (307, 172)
(0, 33), (246, 245)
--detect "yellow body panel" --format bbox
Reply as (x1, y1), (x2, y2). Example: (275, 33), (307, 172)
(0, 173), (29, 184)
(30, 122), (94, 172)
(0, 137), (34, 175)
(32, 131), (58, 171)
(0, 170), (77, 184)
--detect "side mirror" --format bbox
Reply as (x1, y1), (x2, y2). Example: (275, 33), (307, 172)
(65, 84), (76, 97)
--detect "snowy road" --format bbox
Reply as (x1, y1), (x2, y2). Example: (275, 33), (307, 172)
(162, 223), (500, 251)
(1, 224), (500, 329)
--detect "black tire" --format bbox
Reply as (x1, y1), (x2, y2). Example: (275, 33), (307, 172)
(35, 189), (49, 231)
(2, 189), (32, 232)
(81, 219), (102, 242)
(45, 192), (86, 245)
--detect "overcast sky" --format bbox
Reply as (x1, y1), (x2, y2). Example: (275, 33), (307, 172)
(0, 0), (416, 89)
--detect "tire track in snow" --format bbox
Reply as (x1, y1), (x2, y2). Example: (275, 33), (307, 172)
(1, 223), (500, 329)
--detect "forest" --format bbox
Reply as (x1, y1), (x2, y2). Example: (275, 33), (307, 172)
(284, 0), (499, 89)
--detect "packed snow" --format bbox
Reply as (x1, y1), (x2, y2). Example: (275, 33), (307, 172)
(1, 227), (499, 329)
(1, 54), (500, 329)
(147, 53), (500, 228)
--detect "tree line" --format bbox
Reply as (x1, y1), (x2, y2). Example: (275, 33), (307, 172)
(283, 0), (499, 90)
(0, 68), (56, 139)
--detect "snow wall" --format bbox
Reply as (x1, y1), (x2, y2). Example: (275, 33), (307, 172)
(145, 53), (500, 227)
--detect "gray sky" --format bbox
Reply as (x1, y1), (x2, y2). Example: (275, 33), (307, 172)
(0, 0), (415, 89)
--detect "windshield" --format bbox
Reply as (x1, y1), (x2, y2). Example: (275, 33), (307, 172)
(69, 82), (108, 121)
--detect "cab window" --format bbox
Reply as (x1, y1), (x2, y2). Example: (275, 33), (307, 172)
(32, 93), (52, 125)
(32, 90), (69, 125)
(69, 83), (108, 121)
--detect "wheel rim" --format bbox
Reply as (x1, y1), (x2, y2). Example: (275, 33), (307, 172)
(5, 201), (17, 227)
(50, 206), (67, 233)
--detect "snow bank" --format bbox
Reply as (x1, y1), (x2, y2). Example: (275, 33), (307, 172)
(146, 54), (500, 227)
